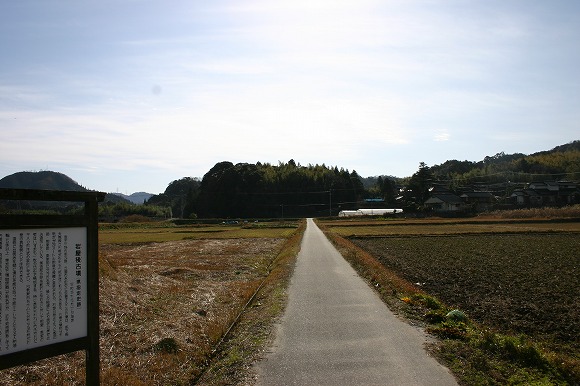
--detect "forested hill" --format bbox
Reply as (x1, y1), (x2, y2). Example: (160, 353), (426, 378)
(167, 141), (579, 218)
(0, 171), (130, 205)
(145, 161), (365, 219)
(427, 140), (580, 185)
(0, 171), (88, 191)
(194, 160), (365, 218)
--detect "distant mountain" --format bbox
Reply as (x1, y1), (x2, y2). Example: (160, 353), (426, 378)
(0, 171), (130, 205)
(111, 192), (154, 205)
(0, 171), (88, 191)
(104, 193), (133, 205)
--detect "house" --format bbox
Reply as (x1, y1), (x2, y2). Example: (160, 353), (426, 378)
(510, 190), (528, 206)
(510, 181), (579, 206)
(558, 181), (580, 204)
(460, 191), (496, 212)
(424, 193), (464, 212)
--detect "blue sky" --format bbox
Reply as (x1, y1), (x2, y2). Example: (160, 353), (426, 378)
(1, 0), (579, 194)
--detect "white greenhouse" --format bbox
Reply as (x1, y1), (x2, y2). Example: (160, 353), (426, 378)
(338, 208), (403, 217)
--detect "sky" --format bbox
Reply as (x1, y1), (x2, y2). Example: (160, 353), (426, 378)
(1, 1), (579, 194)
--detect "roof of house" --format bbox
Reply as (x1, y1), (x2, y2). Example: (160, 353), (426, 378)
(460, 191), (494, 199)
(425, 193), (464, 204)
(510, 190), (526, 197)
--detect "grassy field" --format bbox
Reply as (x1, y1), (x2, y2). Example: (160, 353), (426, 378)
(0, 221), (304, 385)
(320, 216), (580, 385)
(99, 222), (299, 244)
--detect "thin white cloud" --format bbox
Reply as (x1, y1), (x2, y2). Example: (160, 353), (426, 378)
(434, 129), (450, 142)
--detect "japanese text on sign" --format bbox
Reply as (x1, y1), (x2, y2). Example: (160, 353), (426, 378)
(0, 228), (87, 355)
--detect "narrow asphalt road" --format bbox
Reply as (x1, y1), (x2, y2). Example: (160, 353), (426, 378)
(255, 218), (458, 386)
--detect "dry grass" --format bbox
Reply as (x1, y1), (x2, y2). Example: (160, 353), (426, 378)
(480, 204), (580, 219)
(99, 224), (297, 244)
(196, 220), (306, 385)
(324, 217), (580, 237)
(0, 223), (300, 385)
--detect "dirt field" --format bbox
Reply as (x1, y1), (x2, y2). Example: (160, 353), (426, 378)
(351, 233), (579, 352)
(319, 217), (580, 384)
(0, 225), (294, 385)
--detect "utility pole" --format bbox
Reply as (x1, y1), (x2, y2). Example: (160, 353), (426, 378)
(329, 189), (332, 216)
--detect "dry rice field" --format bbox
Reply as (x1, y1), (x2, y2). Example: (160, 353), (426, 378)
(0, 223), (299, 385)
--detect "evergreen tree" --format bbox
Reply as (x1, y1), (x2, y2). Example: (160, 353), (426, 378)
(407, 162), (434, 206)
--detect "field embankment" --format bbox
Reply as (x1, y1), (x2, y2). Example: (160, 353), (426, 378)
(319, 216), (580, 385)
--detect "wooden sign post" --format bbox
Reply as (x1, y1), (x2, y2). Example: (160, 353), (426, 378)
(0, 189), (105, 385)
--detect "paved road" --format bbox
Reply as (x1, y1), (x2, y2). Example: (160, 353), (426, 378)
(255, 218), (458, 386)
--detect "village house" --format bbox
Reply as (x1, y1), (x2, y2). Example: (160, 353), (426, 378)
(424, 193), (464, 212)
(510, 181), (579, 207)
(422, 180), (578, 213)
(460, 191), (496, 212)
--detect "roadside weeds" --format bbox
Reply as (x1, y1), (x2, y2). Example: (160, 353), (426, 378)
(195, 220), (305, 385)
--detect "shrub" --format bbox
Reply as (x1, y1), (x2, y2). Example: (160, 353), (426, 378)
(446, 309), (468, 322)
(412, 293), (443, 310)
(478, 331), (547, 368)
(425, 310), (447, 324)
(428, 321), (469, 340)
(120, 214), (152, 223)
(153, 337), (179, 354)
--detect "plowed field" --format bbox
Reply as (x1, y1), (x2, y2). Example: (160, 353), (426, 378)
(351, 233), (580, 351)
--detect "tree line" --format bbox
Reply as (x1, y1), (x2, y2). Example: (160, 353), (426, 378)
(428, 140), (580, 187)
(145, 140), (579, 219)
(3, 141), (576, 219)
(147, 160), (370, 218)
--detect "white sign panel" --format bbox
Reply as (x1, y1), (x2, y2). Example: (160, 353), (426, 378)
(0, 228), (87, 355)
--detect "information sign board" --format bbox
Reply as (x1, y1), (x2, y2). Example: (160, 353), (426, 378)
(0, 189), (104, 386)
(0, 228), (87, 355)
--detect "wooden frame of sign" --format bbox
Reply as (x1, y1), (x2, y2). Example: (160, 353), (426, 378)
(0, 189), (105, 386)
